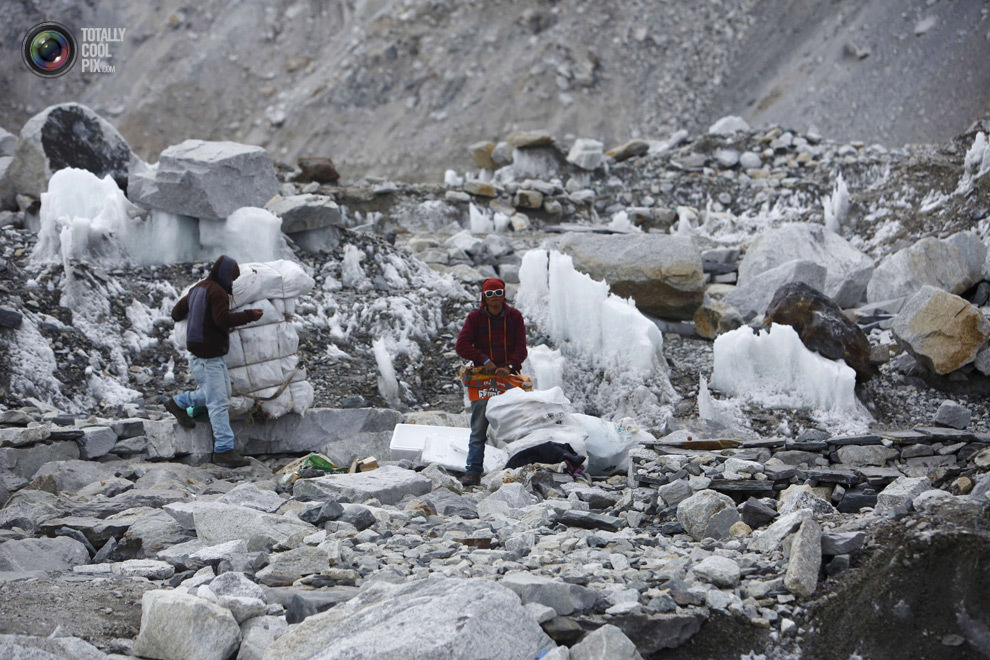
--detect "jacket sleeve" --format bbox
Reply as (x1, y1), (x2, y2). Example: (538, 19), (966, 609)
(507, 311), (528, 371)
(455, 313), (489, 365)
(171, 294), (189, 322)
(209, 288), (254, 328)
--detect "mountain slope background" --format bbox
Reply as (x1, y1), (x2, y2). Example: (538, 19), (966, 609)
(2, 0), (989, 182)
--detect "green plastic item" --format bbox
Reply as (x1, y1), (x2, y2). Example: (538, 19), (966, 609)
(302, 454), (348, 474)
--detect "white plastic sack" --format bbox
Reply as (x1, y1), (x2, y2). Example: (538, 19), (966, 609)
(485, 386), (575, 445)
(228, 322), (300, 366)
(230, 356), (305, 394)
(572, 413), (641, 475)
(231, 379), (313, 418)
(233, 260), (315, 305)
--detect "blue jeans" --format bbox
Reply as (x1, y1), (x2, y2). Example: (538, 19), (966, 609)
(466, 398), (490, 474)
(173, 355), (235, 453)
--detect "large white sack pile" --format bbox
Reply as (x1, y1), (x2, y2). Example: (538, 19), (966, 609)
(486, 387), (653, 475)
(173, 260), (316, 418)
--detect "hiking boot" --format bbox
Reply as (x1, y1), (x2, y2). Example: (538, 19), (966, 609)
(459, 472), (481, 488)
(212, 450), (251, 468)
(163, 397), (195, 429)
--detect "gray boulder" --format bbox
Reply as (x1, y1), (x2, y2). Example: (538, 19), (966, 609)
(891, 286), (990, 374)
(876, 476), (931, 515)
(193, 502), (313, 546)
(0, 634), (108, 659)
(0, 440), (79, 479)
(32, 459), (122, 493)
(945, 231), (987, 284)
(293, 466), (432, 506)
(676, 489), (741, 541)
(134, 590), (241, 660)
(934, 400), (971, 430)
(868, 237), (981, 303)
(256, 546), (330, 587)
(77, 425), (118, 460)
(217, 483), (285, 513)
(501, 571), (598, 615)
(554, 233), (705, 320)
(691, 555), (741, 588)
(0, 536), (89, 572)
(738, 223), (874, 308)
(723, 259), (827, 320)
(266, 194), (342, 233)
(128, 139), (278, 220)
(784, 519), (821, 597)
(9, 103), (135, 197)
(749, 509), (813, 553)
(835, 445), (898, 467)
(570, 624), (644, 660)
(0, 425), (49, 448)
(0, 491), (62, 533)
(264, 576), (555, 659)
(238, 408), (403, 465)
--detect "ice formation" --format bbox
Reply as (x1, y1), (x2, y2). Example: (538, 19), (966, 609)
(957, 131), (990, 194)
(823, 173), (850, 233)
(517, 248), (676, 426)
(32, 168), (291, 267)
(373, 337), (402, 409)
(710, 324), (867, 423)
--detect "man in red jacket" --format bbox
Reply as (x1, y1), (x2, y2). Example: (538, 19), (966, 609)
(455, 277), (528, 487)
(165, 255), (262, 467)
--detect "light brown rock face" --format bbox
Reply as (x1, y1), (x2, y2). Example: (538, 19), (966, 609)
(554, 234), (705, 320)
(506, 130), (555, 148)
(891, 286), (990, 374)
(468, 141), (498, 170)
(694, 301), (743, 339)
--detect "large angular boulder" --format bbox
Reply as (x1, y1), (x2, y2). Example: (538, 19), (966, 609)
(192, 502), (313, 547)
(128, 139), (278, 220)
(554, 233), (705, 320)
(0, 536), (89, 572)
(676, 489), (741, 540)
(32, 459), (122, 493)
(738, 223), (874, 308)
(501, 572), (598, 615)
(133, 590), (241, 660)
(0, 635), (108, 660)
(763, 281), (875, 382)
(9, 103), (135, 197)
(266, 194), (342, 234)
(293, 466), (432, 506)
(867, 237), (981, 303)
(0, 440), (79, 479)
(0, 156), (14, 210)
(723, 259), (826, 320)
(237, 408), (404, 464)
(264, 577), (555, 659)
(570, 624), (643, 660)
(891, 286), (990, 374)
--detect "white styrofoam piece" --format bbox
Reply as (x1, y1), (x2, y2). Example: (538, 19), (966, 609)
(389, 423), (507, 474)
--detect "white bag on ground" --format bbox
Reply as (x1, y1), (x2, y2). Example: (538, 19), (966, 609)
(572, 414), (643, 475)
(485, 386), (575, 445)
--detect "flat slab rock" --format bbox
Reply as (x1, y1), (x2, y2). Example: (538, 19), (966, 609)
(292, 466), (432, 506)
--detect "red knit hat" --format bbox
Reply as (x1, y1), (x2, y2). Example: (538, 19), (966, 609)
(480, 277), (506, 305)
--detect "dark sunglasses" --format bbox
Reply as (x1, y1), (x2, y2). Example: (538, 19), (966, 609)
(484, 289), (505, 298)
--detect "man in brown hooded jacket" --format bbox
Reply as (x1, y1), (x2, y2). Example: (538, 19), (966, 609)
(165, 255), (262, 467)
